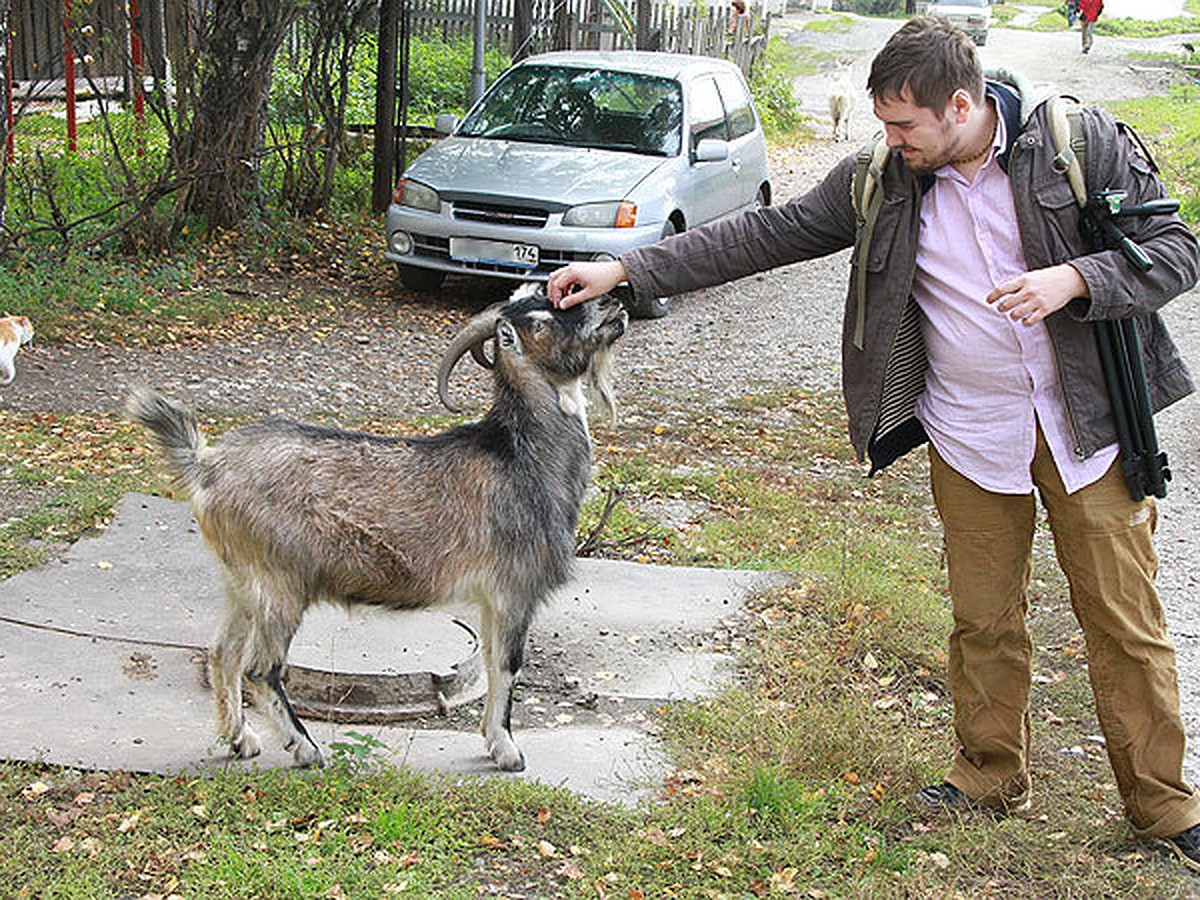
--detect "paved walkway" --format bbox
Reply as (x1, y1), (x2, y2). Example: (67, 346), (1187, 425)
(0, 493), (786, 804)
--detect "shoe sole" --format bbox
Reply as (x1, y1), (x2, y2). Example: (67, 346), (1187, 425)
(1155, 837), (1200, 873)
(914, 794), (1032, 817)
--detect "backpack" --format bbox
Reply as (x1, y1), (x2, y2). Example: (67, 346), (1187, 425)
(848, 95), (1088, 349)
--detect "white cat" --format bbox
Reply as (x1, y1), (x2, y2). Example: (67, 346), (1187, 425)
(0, 315), (34, 385)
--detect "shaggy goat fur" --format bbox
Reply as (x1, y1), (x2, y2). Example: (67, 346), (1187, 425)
(127, 285), (627, 771)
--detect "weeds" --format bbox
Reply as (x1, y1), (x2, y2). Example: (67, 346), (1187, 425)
(3, 378), (1197, 895)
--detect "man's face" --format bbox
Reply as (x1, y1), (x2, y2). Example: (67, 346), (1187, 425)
(872, 87), (960, 176)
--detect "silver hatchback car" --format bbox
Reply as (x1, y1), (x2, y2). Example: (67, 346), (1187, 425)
(384, 50), (771, 318)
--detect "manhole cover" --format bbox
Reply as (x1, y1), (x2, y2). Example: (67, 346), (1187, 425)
(283, 606), (484, 722)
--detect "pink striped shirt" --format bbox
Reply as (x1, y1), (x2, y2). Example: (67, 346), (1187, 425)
(911, 114), (1118, 494)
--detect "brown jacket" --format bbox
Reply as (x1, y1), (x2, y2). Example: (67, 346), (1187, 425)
(619, 78), (1198, 472)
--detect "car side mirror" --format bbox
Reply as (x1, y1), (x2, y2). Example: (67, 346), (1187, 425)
(435, 114), (460, 136)
(693, 138), (729, 163)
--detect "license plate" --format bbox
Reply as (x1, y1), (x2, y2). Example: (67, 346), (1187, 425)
(450, 237), (539, 268)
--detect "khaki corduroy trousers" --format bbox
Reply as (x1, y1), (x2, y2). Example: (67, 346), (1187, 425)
(928, 430), (1200, 837)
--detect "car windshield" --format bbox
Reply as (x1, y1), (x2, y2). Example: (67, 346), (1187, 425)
(457, 64), (683, 156)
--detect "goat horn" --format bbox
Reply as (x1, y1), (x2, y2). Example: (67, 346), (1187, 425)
(437, 303), (504, 412)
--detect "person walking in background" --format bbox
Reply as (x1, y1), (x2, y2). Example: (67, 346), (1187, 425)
(1079, 0), (1103, 53)
(547, 16), (1200, 870)
(728, 0), (751, 35)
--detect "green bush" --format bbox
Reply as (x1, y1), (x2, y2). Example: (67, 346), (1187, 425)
(271, 33), (511, 129)
(751, 38), (807, 137)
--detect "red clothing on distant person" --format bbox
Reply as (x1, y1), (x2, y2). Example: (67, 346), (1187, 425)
(1078, 0), (1102, 22)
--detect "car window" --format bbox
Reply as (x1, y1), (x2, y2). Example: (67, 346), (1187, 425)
(714, 71), (757, 140)
(689, 76), (728, 145)
(458, 65), (682, 156)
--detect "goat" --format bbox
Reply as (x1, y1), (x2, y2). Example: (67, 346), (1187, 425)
(126, 284), (627, 772)
(827, 62), (856, 142)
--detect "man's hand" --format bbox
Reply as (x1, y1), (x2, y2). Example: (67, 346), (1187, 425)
(987, 263), (1089, 326)
(546, 260), (627, 308)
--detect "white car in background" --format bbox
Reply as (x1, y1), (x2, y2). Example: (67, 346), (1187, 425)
(384, 50), (772, 319)
(928, 0), (991, 45)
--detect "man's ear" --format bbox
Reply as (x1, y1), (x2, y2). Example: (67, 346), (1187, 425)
(949, 88), (974, 124)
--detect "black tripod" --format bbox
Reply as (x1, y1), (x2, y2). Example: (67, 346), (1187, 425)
(1079, 191), (1179, 501)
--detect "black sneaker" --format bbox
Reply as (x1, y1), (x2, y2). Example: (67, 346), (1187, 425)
(916, 781), (1032, 815)
(916, 781), (973, 810)
(1161, 822), (1200, 872)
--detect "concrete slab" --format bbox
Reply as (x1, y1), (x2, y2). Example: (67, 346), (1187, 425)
(0, 493), (787, 804)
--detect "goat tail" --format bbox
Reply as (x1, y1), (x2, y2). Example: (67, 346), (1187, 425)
(125, 386), (207, 495)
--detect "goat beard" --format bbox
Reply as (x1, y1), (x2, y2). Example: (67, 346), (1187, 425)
(587, 347), (619, 426)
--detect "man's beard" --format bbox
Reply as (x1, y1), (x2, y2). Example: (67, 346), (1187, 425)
(900, 146), (954, 177)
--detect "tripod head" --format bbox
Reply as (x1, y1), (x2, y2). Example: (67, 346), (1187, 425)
(1081, 191), (1181, 271)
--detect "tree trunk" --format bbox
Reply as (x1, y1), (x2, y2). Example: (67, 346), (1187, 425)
(180, 0), (298, 230)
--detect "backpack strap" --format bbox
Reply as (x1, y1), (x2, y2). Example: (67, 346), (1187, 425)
(850, 137), (890, 350)
(1047, 94), (1088, 208)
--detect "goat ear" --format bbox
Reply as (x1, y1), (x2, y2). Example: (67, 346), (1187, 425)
(496, 320), (522, 355)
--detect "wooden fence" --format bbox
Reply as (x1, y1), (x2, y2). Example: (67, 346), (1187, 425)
(406, 0), (768, 77)
(10, 0), (169, 93)
(9, 0), (767, 97)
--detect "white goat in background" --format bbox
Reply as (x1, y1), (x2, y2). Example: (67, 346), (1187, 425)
(827, 60), (856, 142)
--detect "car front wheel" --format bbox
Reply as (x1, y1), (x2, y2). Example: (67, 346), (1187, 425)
(397, 264), (446, 293)
(620, 219), (677, 320)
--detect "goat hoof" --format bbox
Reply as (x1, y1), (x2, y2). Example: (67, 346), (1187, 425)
(489, 737), (526, 772)
(293, 740), (325, 769)
(231, 728), (263, 759)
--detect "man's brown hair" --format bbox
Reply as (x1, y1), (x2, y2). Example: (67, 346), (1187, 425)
(867, 16), (984, 111)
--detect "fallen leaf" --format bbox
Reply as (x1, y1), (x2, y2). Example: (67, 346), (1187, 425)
(22, 781), (51, 799)
(770, 868), (798, 892)
(558, 860), (585, 880)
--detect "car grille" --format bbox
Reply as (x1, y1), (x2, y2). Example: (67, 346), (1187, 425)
(452, 200), (550, 229)
(409, 233), (586, 277)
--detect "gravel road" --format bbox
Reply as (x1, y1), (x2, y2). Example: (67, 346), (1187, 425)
(6, 12), (1200, 778)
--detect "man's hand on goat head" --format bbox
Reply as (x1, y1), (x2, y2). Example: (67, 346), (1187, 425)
(547, 259), (628, 308)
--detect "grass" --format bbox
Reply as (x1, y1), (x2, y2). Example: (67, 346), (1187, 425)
(0, 213), (387, 346)
(1110, 83), (1200, 221)
(4, 376), (1200, 895)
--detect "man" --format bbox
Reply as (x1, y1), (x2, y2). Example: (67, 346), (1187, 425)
(1079, 0), (1103, 54)
(547, 17), (1200, 866)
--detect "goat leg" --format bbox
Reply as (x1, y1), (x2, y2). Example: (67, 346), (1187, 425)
(479, 602), (528, 772)
(210, 602), (263, 759)
(247, 664), (325, 768)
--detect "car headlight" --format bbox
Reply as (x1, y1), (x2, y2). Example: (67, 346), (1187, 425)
(562, 201), (638, 228)
(393, 179), (439, 213)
